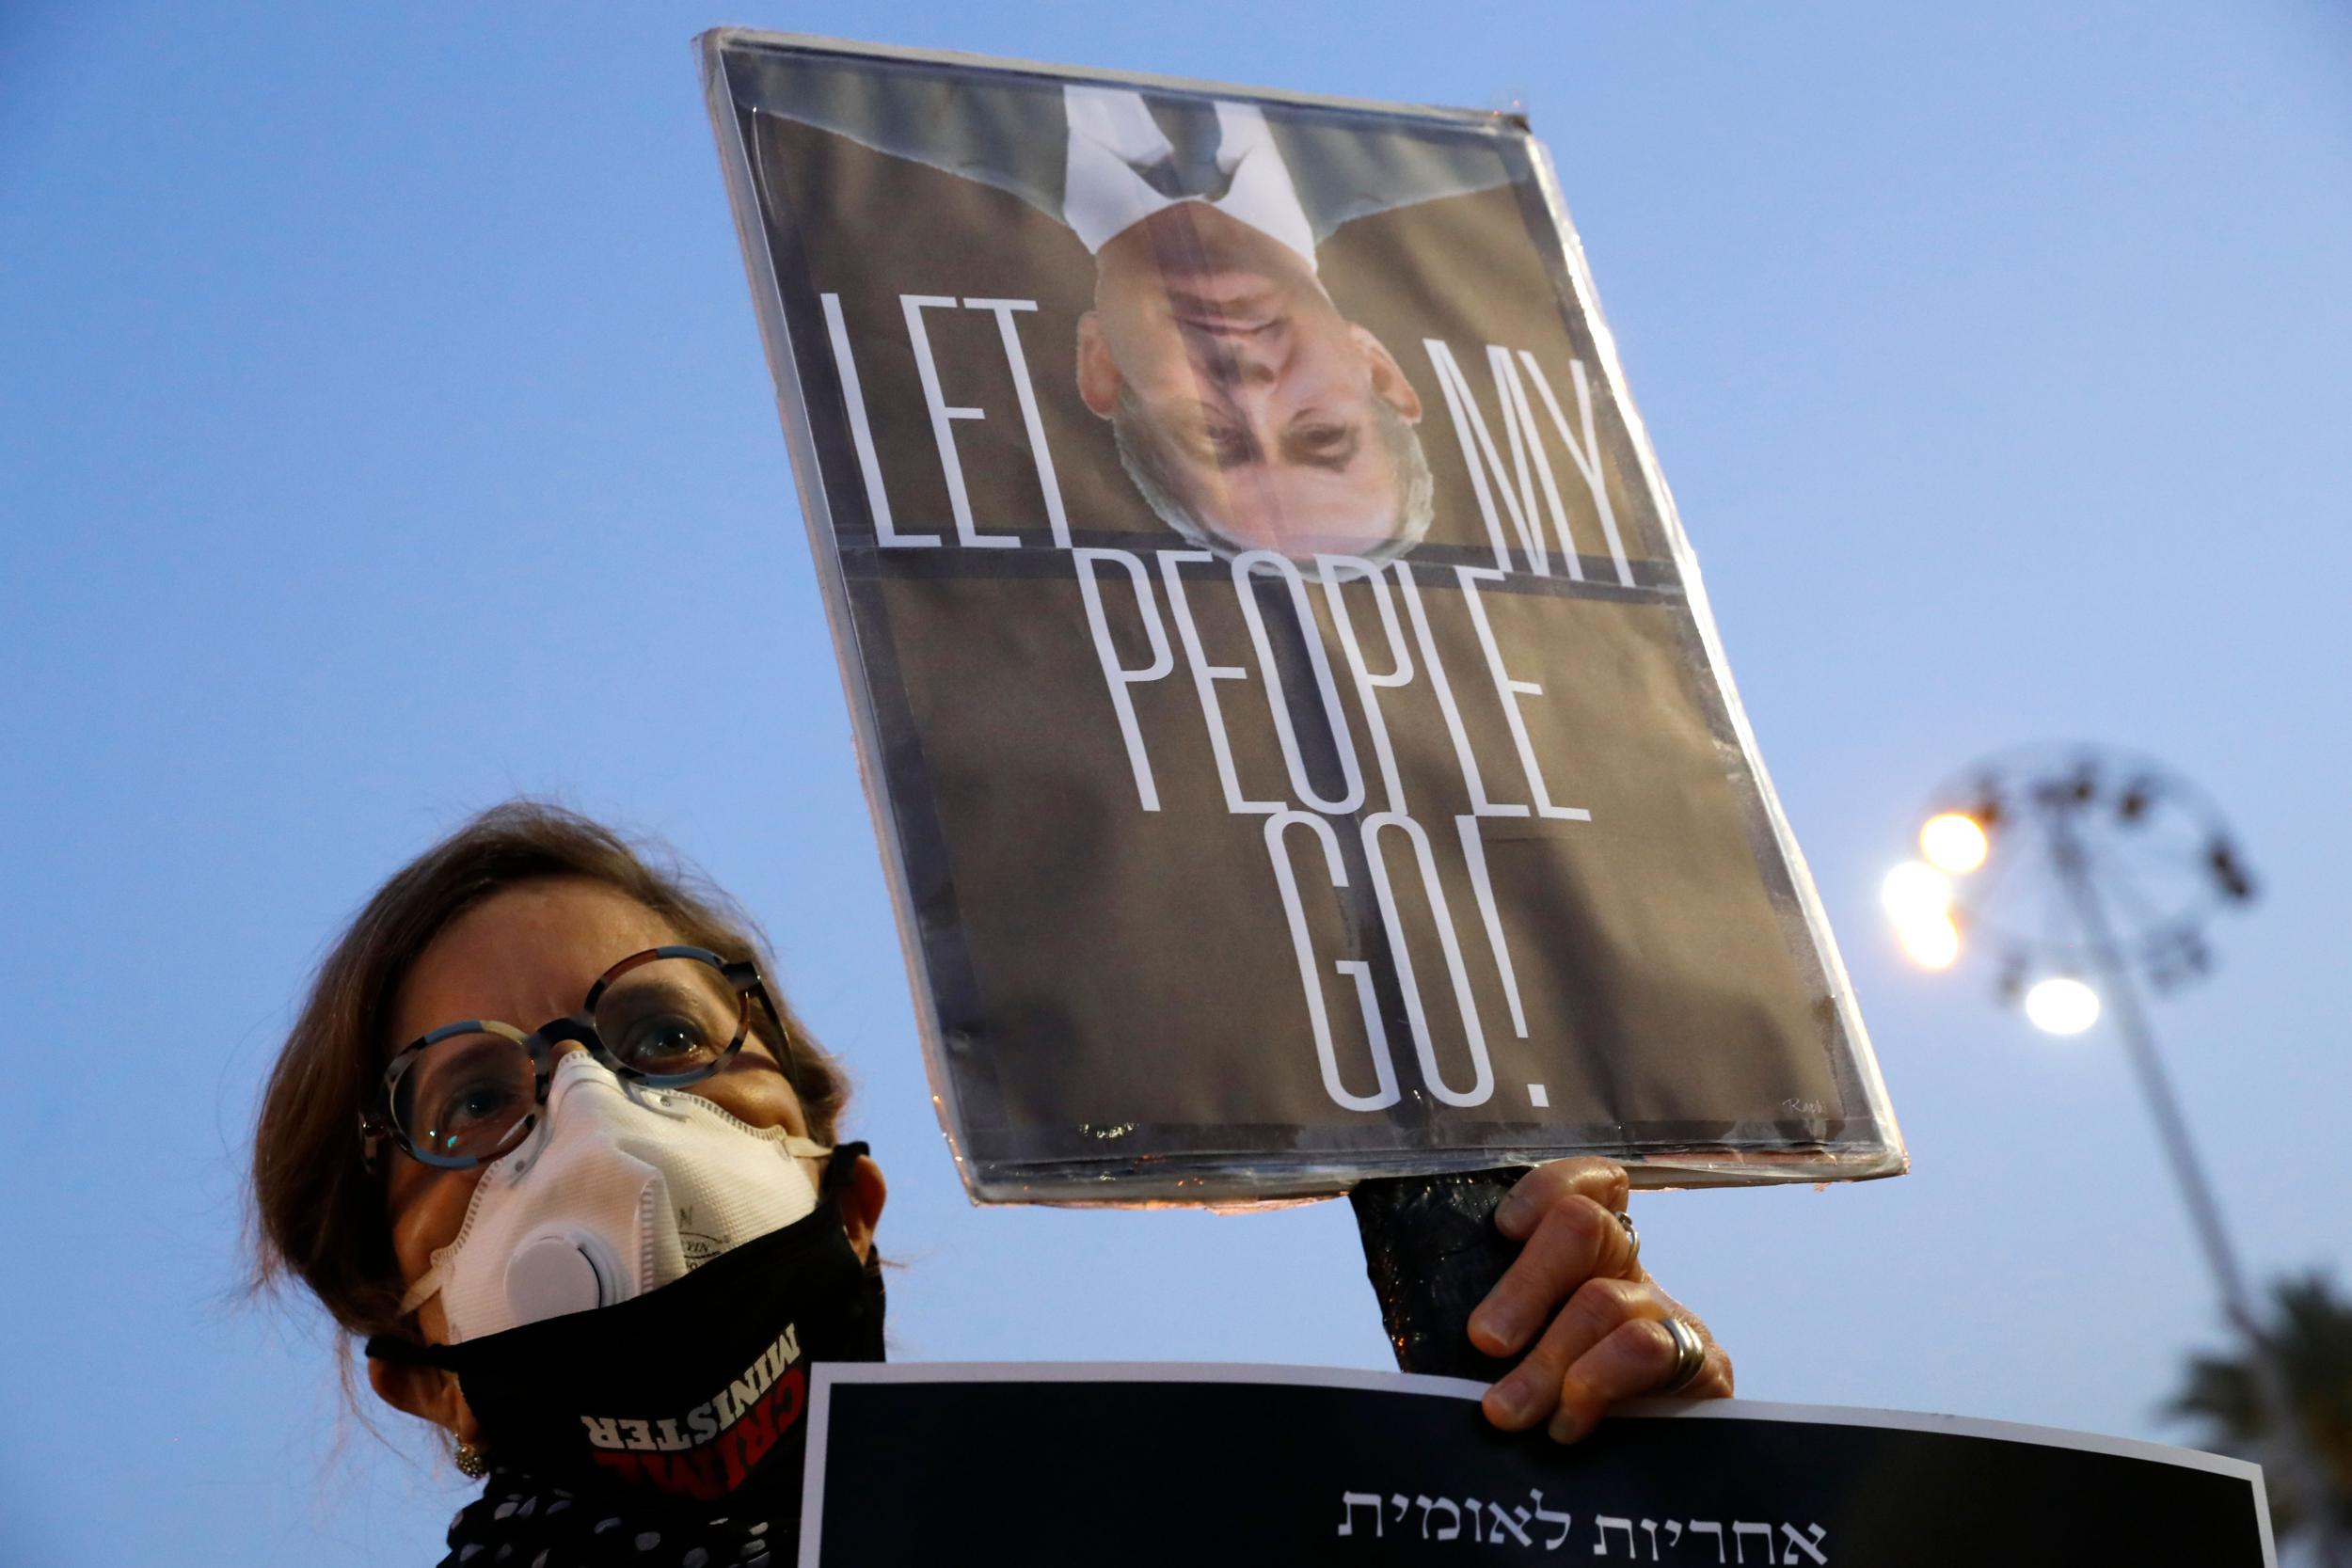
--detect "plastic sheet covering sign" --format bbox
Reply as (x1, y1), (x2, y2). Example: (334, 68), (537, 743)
(799, 1365), (2277, 1567)
(700, 30), (1905, 1202)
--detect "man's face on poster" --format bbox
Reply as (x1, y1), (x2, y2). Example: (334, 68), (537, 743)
(1076, 203), (1428, 562)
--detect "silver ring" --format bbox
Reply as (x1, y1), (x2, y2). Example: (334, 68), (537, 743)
(1614, 1210), (1639, 1263)
(1659, 1316), (1707, 1394)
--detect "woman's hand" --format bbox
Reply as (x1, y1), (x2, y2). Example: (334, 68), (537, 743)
(1468, 1159), (1734, 1443)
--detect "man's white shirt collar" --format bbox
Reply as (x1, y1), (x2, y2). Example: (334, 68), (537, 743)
(1061, 85), (1318, 270)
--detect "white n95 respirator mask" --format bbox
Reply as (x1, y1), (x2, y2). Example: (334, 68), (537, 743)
(398, 1049), (831, 1343)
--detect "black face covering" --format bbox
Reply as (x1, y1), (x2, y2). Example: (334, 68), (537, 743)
(367, 1143), (883, 1514)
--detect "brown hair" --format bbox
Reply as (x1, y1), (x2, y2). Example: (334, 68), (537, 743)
(248, 800), (850, 1340)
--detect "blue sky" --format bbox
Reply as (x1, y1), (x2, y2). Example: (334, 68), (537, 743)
(3, 3), (2347, 1563)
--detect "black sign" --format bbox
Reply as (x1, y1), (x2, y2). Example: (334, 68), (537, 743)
(800, 1365), (2273, 1565)
(702, 32), (1903, 1201)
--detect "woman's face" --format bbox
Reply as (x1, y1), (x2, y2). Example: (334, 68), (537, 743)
(381, 877), (816, 1350)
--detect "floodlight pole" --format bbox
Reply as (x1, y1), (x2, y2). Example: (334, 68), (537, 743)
(2040, 790), (2344, 1566)
(2047, 816), (2255, 1328)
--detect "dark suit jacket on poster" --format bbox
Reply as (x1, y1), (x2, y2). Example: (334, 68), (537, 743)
(733, 64), (1871, 1186)
(730, 48), (1516, 245)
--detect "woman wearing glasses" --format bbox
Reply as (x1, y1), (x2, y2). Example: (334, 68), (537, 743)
(249, 801), (1729, 1566)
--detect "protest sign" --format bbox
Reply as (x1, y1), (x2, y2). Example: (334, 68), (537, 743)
(798, 1364), (2276, 1566)
(702, 32), (1904, 1200)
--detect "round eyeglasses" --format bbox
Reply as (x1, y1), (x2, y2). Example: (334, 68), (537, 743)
(359, 945), (796, 1171)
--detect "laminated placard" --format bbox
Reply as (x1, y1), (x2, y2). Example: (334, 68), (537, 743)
(798, 1365), (2276, 1566)
(700, 31), (1904, 1200)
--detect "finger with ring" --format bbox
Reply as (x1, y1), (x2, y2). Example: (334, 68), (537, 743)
(1658, 1316), (1707, 1395)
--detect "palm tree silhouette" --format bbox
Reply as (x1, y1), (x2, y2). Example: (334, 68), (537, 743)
(2169, 1271), (2352, 1561)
